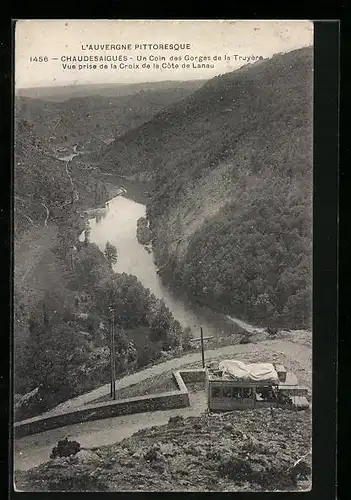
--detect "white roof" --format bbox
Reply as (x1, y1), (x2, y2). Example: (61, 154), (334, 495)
(218, 360), (279, 384)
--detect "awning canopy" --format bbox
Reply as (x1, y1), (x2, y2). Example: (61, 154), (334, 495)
(218, 360), (279, 384)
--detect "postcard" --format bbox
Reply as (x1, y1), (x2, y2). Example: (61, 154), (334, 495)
(13, 19), (315, 492)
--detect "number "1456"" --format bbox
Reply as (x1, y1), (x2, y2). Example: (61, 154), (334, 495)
(29, 56), (49, 62)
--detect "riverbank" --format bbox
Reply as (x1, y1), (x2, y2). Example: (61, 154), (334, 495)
(82, 184), (290, 342)
(67, 175), (133, 242)
(73, 173), (151, 242)
(76, 184), (244, 343)
(100, 173), (151, 205)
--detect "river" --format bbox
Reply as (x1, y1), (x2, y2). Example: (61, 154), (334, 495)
(80, 193), (237, 339)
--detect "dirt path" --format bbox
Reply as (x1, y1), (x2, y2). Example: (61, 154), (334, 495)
(14, 338), (311, 472)
(40, 202), (50, 226)
(65, 160), (79, 202)
(227, 316), (312, 346)
(14, 392), (207, 472)
(227, 315), (266, 334)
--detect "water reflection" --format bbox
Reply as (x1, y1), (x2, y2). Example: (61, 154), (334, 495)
(95, 211), (107, 224)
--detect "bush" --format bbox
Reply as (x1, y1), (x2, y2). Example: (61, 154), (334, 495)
(290, 460), (311, 485)
(266, 326), (278, 336)
(50, 438), (81, 459)
(137, 338), (161, 367)
(168, 415), (185, 427)
(239, 333), (252, 344)
(218, 455), (253, 481)
(144, 447), (159, 462)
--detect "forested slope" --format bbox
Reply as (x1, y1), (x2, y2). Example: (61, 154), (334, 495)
(14, 117), (106, 234)
(103, 47), (313, 328)
(14, 86), (197, 415)
(16, 81), (204, 148)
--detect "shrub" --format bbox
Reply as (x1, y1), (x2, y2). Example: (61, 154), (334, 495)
(239, 333), (252, 344)
(266, 326), (278, 336)
(168, 415), (185, 427)
(218, 455), (253, 481)
(50, 438), (81, 459)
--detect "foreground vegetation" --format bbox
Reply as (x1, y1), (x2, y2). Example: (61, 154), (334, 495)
(14, 234), (192, 420)
(16, 81), (203, 152)
(15, 408), (311, 492)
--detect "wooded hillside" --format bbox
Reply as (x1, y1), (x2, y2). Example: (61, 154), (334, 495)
(103, 47), (313, 328)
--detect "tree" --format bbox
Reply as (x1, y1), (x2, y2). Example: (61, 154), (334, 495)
(95, 274), (150, 328)
(181, 326), (193, 351)
(104, 241), (118, 268)
(127, 340), (138, 365)
(73, 243), (110, 289)
(84, 221), (91, 247)
(149, 299), (173, 345)
(25, 317), (89, 406)
(137, 337), (162, 367)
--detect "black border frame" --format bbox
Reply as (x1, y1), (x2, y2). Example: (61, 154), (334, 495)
(312, 20), (338, 500)
(3, 17), (339, 500)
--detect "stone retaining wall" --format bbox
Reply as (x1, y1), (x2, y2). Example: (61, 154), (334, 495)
(14, 369), (206, 438)
(15, 389), (189, 439)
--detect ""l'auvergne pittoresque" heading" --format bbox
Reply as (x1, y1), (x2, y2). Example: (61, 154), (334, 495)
(81, 43), (191, 51)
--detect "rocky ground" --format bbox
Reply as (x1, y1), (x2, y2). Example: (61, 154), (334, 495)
(15, 407), (311, 492)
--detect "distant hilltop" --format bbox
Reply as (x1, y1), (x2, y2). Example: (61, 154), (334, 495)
(15, 80), (207, 102)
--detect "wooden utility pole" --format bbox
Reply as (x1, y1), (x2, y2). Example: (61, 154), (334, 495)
(109, 306), (116, 400)
(111, 311), (116, 400)
(109, 311), (113, 397)
(200, 326), (205, 368)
